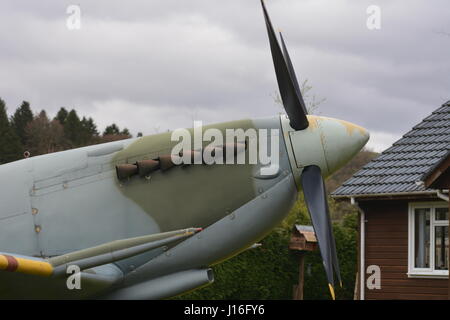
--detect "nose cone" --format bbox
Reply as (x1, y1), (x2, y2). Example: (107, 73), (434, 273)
(320, 117), (369, 174)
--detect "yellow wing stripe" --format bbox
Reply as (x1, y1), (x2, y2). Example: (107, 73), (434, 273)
(0, 254), (53, 277)
(0, 255), (9, 270)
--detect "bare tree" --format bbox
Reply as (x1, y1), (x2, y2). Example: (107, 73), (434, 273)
(25, 111), (67, 156)
(271, 78), (326, 114)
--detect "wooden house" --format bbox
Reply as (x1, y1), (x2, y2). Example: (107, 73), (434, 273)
(332, 101), (449, 300)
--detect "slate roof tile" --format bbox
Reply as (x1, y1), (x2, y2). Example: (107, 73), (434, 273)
(332, 101), (450, 197)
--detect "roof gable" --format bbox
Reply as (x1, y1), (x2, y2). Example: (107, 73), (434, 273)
(332, 101), (450, 198)
(422, 150), (450, 189)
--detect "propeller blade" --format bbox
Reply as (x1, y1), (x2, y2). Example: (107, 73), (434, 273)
(279, 32), (308, 116)
(300, 165), (341, 299)
(327, 202), (343, 288)
(260, 0), (309, 130)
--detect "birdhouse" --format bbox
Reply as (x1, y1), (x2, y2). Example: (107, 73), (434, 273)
(289, 225), (317, 252)
(289, 225), (318, 300)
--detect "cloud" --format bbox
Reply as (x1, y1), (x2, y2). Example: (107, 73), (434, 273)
(0, 0), (448, 151)
(366, 130), (400, 153)
(87, 99), (259, 136)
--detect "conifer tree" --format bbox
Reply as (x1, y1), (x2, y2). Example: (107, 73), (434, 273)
(55, 107), (69, 125)
(0, 98), (22, 164)
(64, 109), (82, 147)
(101, 123), (132, 143)
(11, 101), (33, 146)
(78, 116), (99, 146)
(103, 123), (120, 136)
(120, 128), (131, 136)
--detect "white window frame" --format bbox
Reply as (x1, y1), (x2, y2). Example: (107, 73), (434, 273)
(408, 202), (449, 278)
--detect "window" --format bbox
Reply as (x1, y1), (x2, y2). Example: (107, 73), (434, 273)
(408, 202), (448, 278)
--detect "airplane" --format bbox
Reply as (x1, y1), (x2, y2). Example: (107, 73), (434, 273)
(0, 0), (369, 300)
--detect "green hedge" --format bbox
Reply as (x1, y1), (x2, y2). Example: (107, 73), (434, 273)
(303, 216), (357, 299)
(175, 195), (358, 300)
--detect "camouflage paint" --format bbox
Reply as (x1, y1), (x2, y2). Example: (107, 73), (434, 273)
(111, 119), (258, 232)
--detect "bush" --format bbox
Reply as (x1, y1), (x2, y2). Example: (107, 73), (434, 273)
(174, 229), (298, 300)
(175, 195), (358, 300)
(303, 217), (357, 299)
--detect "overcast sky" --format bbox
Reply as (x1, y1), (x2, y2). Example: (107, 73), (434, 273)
(1, 0), (449, 152)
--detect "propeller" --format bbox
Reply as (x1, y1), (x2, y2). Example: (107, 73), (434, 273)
(261, 0), (342, 299)
(279, 33), (308, 117)
(327, 196), (343, 289)
(260, 0), (309, 130)
(300, 165), (342, 299)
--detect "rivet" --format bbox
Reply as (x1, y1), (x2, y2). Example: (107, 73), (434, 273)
(258, 187), (264, 194)
(262, 194), (268, 199)
(31, 208), (38, 215)
(35, 225), (41, 233)
(63, 183), (68, 189)
(145, 175), (151, 181)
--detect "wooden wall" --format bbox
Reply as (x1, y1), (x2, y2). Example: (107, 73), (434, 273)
(359, 199), (448, 300)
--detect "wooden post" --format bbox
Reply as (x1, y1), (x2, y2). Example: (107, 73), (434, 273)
(353, 271), (359, 300)
(296, 252), (305, 300)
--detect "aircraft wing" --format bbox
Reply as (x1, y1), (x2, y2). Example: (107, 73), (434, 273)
(0, 257), (122, 299)
(0, 228), (201, 299)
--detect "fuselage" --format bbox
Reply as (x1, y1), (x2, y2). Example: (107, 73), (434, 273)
(0, 114), (368, 298)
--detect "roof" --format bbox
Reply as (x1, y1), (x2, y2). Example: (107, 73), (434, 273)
(332, 101), (450, 198)
(293, 225), (317, 242)
(421, 149), (450, 189)
(421, 149), (450, 187)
